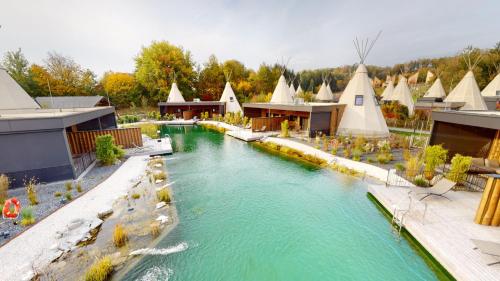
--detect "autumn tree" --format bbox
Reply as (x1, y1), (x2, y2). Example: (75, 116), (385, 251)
(1, 48), (33, 93)
(101, 72), (143, 107)
(135, 41), (197, 103)
(197, 55), (225, 100)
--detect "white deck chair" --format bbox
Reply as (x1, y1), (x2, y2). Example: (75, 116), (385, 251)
(472, 239), (500, 266)
(413, 178), (456, 201)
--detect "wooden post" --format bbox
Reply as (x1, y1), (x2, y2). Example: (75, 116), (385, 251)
(475, 176), (500, 226)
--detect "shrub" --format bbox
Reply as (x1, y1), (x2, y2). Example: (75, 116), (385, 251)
(331, 148), (337, 155)
(21, 207), (35, 226)
(377, 153), (391, 164)
(377, 140), (391, 154)
(405, 156), (422, 178)
(54, 192), (62, 197)
(343, 146), (352, 158)
(147, 111), (161, 120)
(395, 162), (405, 172)
(25, 178), (38, 205)
(353, 136), (366, 150)
(280, 120), (289, 138)
(84, 256), (113, 281)
(117, 114), (140, 124)
(156, 188), (171, 203)
(96, 135), (116, 165)
(366, 157), (375, 163)
(113, 224), (128, 247)
(137, 123), (159, 139)
(150, 222), (161, 237)
(446, 154), (472, 183)
(76, 181), (83, 193)
(363, 142), (375, 153)
(424, 145), (448, 175)
(0, 174), (9, 204)
(352, 148), (363, 161)
(65, 181), (73, 191)
(65, 192), (73, 201)
(413, 175), (429, 187)
(131, 193), (140, 199)
(153, 171), (167, 182)
(113, 145), (125, 159)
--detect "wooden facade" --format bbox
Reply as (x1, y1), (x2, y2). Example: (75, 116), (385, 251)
(159, 102), (225, 119)
(488, 130), (500, 160)
(67, 127), (142, 155)
(251, 117), (285, 132)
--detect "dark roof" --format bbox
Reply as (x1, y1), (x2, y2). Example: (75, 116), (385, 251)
(35, 96), (106, 109)
(0, 107), (115, 133)
(431, 110), (500, 130)
(243, 102), (344, 113)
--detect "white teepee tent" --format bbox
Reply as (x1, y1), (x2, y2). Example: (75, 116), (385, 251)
(167, 82), (185, 103)
(0, 68), (40, 110)
(326, 78), (334, 98)
(270, 75), (294, 104)
(295, 85), (303, 96)
(444, 71), (487, 110)
(337, 32), (389, 138)
(392, 76), (415, 115)
(289, 83), (296, 100)
(220, 82), (242, 113)
(425, 71), (435, 83)
(423, 78), (446, 98)
(381, 80), (395, 101)
(315, 78), (334, 101)
(481, 72), (500, 97)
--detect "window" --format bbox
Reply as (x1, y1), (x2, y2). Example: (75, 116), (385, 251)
(230, 97), (234, 102)
(355, 95), (363, 106)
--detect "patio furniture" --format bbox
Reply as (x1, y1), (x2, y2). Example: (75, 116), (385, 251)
(474, 174), (500, 226)
(471, 239), (500, 266)
(254, 125), (266, 132)
(470, 158), (500, 174)
(413, 178), (456, 201)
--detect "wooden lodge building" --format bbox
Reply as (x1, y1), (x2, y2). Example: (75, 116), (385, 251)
(243, 102), (345, 137)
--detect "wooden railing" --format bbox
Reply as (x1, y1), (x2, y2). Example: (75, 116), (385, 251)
(251, 117), (285, 132)
(67, 127), (142, 155)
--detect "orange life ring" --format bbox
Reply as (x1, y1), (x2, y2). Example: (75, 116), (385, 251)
(3, 198), (21, 219)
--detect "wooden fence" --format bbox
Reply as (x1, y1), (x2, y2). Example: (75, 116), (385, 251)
(67, 127), (142, 155)
(251, 117), (285, 132)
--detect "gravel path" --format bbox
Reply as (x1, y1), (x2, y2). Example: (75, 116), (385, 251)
(0, 160), (123, 246)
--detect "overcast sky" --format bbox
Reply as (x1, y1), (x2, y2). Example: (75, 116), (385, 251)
(0, 0), (499, 76)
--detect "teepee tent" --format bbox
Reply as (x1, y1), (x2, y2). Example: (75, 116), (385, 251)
(0, 68), (40, 110)
(481, 72), (500, 97)
(295, 85), (303, 96)
(425, 71), (435, 83)
(289, 83), (296, 100)
(444, 71), (487, 110)
(326, 77), (334, 98)
(444, 49), (487, 110)
(270, 75), (293, 104)
(316, 76), (334, 101)
(337, 33), (389, 138)
(423, 78), (446, 98)
(392, 76), (415, 115)
(167, 82), (185, 103)
(381, 80), (395, 101)
(408, 72), (419, 86)
(220, 82), (242, 113)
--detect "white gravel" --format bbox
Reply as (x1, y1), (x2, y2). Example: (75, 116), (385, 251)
(0, 156), (149, 281)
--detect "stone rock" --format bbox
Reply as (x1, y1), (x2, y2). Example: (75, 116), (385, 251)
(154, 163), (163, 168)
(156, 202), (167, 209)
(98, 208), (113, 219)
(67, 219), (84, 230)
(156, 215), (168, 224)
(155, 179), (164, 184)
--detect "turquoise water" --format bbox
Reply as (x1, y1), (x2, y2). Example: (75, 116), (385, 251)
(122, 125), (439, 281)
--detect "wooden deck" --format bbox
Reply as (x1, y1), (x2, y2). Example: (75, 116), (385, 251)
(368, 184), (500, 281)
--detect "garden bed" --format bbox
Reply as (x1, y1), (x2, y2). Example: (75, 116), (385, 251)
(0, 161), (123, 247)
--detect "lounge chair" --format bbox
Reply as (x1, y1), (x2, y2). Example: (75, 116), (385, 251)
(254, 125), (266, 132)
(472, 239), (500, 266)
(413, 178), (456, 201)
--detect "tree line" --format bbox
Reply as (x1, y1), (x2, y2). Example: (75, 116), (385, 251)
(2, 41), (499, 108)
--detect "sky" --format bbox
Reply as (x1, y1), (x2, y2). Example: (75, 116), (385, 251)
(0, 0), (499, 77)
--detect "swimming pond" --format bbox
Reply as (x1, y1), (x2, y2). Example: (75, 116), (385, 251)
(121, 125), (440, 281)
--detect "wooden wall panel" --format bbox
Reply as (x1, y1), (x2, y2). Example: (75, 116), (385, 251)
(67, 127), (142, 155)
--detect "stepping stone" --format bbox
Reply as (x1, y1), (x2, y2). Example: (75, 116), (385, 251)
(156, 202), (166, 209)
(156, 215), (168, 224)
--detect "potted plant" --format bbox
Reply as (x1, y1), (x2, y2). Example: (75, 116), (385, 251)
(423, 145), (448, 180)
(446, 154), (472, 184)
